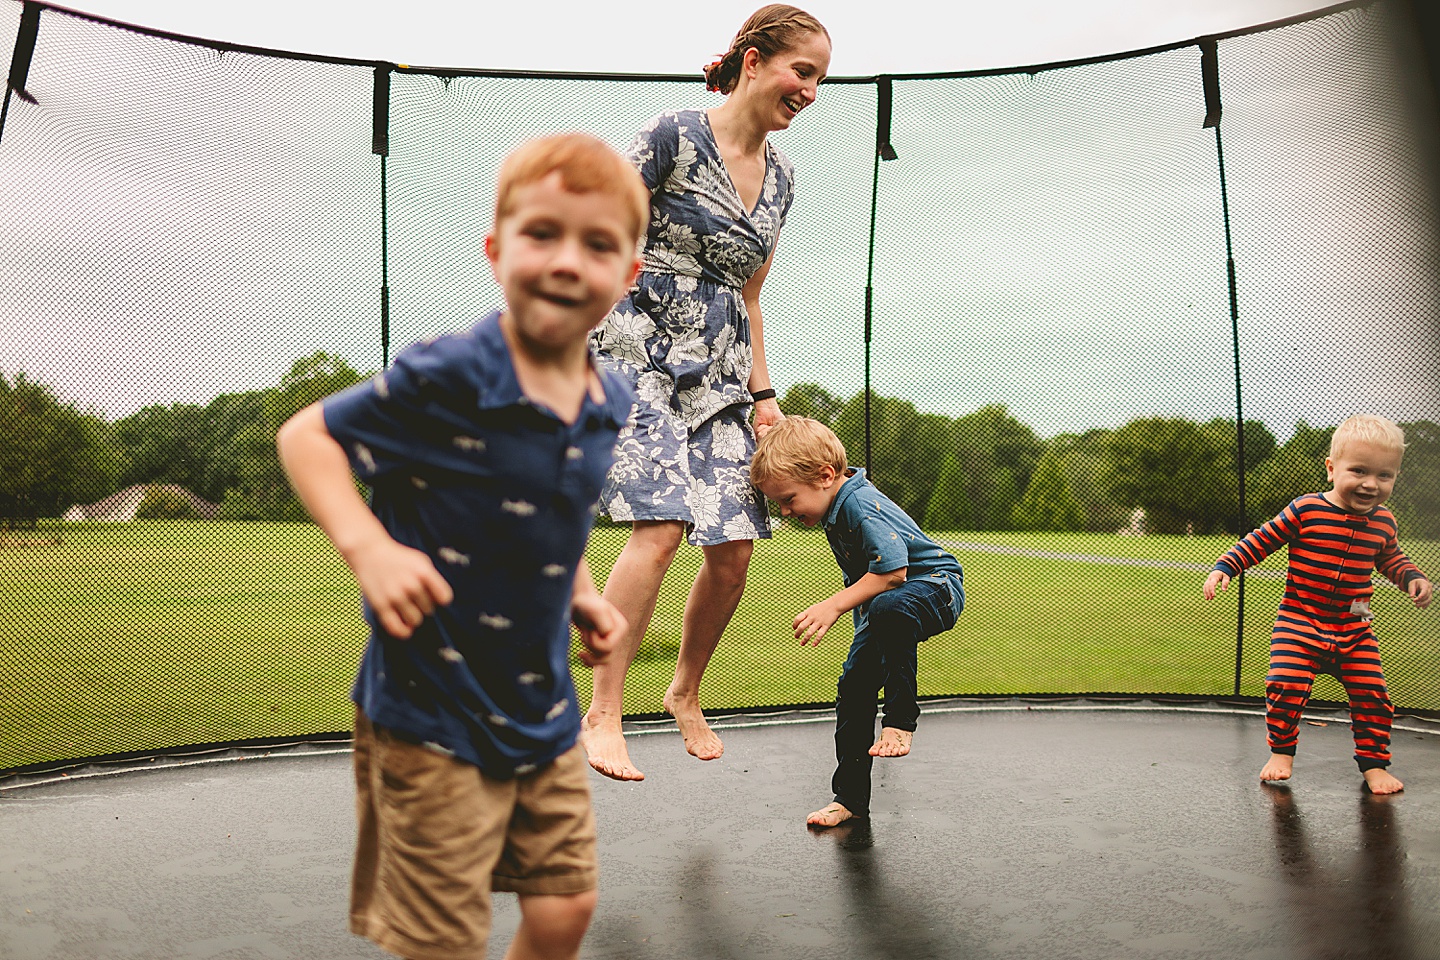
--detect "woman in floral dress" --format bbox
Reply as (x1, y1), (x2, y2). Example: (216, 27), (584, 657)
(584, 4), (831, 781)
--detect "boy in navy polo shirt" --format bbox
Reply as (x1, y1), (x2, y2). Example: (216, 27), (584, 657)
(750, 417), (965, 828)
(277, 133), (648, 960)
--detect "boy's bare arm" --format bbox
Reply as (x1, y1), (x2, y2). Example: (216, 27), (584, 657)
(795, 568), (908, 646)
(570, 556), (626, 667)
(276, 403), (453, 639)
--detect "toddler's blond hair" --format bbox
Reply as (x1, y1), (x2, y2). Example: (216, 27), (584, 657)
(1329, 414), (1406, 460)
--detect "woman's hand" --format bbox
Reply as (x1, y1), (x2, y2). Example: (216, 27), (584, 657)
(753, 397), (784, 439)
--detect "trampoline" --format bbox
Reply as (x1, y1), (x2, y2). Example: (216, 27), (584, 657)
(4, 699), (1440, 960)
(4, 2), (1440, 958)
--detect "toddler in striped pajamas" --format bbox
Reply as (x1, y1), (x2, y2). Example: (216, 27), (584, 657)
(1204, 414), (1431, 794)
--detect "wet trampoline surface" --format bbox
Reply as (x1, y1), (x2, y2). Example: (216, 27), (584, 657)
(4, 700), (1440, 960)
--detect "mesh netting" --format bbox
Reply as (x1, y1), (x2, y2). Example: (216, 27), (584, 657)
(2, 0), (1437, 772)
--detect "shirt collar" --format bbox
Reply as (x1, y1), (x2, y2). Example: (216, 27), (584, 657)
(469, 311), (525, 411)
(470, 311), (627, 431)
(824, 467), (866, 526)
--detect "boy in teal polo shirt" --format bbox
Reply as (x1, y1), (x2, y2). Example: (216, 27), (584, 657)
(751, 417), (965, 828)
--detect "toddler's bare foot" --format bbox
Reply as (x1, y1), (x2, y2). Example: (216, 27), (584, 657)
(1259, 753), (1293, 783)
(663, 690), (723, 761)
(581, 716), (644, 781)
(1363, 768), (1404, 795)
(869, 727), (913, 757)
(806, 802), (854, 828)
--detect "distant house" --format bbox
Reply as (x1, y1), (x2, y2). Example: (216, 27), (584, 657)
(63, 485), (220, 522)
(1116, 507), (1146, 537)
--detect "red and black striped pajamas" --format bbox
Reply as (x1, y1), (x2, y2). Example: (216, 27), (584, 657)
(1215, 494), (1425, 771)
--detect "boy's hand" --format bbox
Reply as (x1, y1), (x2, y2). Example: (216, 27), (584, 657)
(1409, 577), (1433, 610)
(349, 537), (454, 640)
(573, 593), (626, 668)
(794, 599), (842, 646)
(1203, 570), (1230, 600)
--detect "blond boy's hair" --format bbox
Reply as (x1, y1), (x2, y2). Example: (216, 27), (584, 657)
(493, 133), (650, 244)
(751, 416), (847, 487)
(1329, 414), (1407, 460)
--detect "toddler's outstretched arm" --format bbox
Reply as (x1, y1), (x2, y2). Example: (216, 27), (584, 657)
(1203, 569), (1231, 600)
(277, 404), (453, 639)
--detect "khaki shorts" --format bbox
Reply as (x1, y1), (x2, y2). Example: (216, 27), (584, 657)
(349, 709), (598, 960)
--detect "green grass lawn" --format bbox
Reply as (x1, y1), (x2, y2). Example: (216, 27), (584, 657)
(2, 520), (1436, 771)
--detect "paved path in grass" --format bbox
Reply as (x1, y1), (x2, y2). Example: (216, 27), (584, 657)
(939, 540), (1287, 577)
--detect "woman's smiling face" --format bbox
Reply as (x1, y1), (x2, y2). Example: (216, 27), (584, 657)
(745, 30), (831, 130)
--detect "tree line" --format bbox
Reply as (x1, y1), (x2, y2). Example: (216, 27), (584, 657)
(782, 383), (1439, 540)
(3, 365), (1436, 539)
(0, 353), (366, 522)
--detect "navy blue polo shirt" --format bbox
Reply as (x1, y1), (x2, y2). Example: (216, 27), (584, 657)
(321, 310), (634, 777)
(823, 468), (963, 590)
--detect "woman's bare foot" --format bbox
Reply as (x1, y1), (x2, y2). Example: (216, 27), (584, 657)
(581, 716), (644, 781)
(1259, 753), (1293, 783)
(806, 802), (854, 828)
(869, 727), (912, 757)
(662, 690), (723, 761)
(1363, 768), (1404, 795)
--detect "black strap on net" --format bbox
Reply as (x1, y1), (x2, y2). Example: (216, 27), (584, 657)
(0, 0), (42, 145)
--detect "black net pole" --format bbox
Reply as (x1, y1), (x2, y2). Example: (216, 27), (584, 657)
(864, 77), (898, 474)
(1202, 39), (1248, 697)
(1218, 123), (1248, 698)
(864, 149), (876, 474)
(380, 154), (391, 369)
(372, 65), (392, 368)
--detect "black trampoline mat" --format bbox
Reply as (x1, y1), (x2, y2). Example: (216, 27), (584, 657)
(4, 701), (1439, 960)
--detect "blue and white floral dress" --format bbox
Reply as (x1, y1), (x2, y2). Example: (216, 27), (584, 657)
(591, 109), (795, 545)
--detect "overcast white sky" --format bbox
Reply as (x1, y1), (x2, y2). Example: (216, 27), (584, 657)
(8, 0), (1435, 438)
(66, 0), (1341, 75)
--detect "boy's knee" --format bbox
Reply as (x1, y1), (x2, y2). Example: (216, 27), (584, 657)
(517, 890), (597, 952)
(866, 597), (920, 640)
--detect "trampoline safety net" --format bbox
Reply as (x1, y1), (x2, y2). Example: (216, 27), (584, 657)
(1, 0), (1437, 773)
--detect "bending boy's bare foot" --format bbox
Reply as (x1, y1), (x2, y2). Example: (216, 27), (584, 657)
(806, 802), (854, 828)
(662, 690), (723, 761)
(869, 727), (913, 757)
(1363, 768), (1404, 795)
(581, 716), (644, 781)
(1259, 753), (1293, 783)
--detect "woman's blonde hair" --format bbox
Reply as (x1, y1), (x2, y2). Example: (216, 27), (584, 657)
(703, 4), (829, 95)
(750, 416), (848, 487)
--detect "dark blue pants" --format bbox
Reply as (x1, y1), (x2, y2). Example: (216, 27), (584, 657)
(831, 571), (963, 818)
